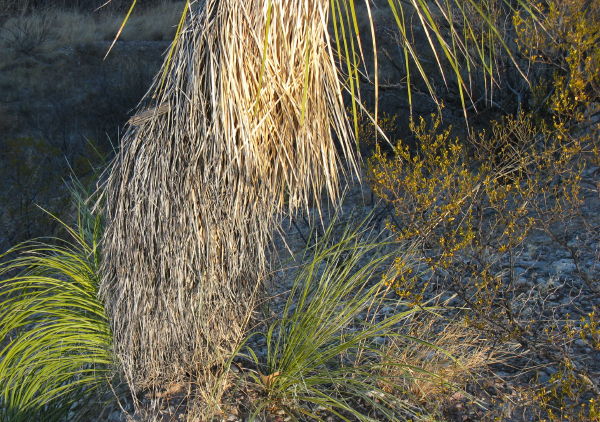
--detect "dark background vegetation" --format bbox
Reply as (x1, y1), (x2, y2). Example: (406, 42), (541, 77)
(0, 0), (185, 248)
(1, 0), (171, 14)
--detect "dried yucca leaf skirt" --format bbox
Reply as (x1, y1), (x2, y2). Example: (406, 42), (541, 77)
(101, 0), (357, 391)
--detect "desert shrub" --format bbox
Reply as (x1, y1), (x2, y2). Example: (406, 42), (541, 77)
(0, 0), (179, 16)
(0, 0), (29, 17)
(513, 0), (600, 128)
(0, 194), (113, 422)
(0, 136), (106, 251)
(367, 109), (598, 419)
(0, 138), (69, 247)
(0, 11), (56, 55)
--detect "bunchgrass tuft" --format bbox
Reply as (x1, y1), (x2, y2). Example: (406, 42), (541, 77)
(0, 202), (112, 422)
(238, 218), (451, 421)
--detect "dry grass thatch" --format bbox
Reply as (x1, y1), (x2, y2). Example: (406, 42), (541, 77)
(0, 3), (185, 56)
(380, 313), (506, 406)
(100, 0), (358, 395)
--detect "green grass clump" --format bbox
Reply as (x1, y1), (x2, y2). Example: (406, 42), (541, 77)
(0, 204), (113, 422)
(239, 218), (449, 421)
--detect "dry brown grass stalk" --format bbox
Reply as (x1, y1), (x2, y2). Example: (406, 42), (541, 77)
(381, 314), (505, 406)
(100, 0), (358, 399)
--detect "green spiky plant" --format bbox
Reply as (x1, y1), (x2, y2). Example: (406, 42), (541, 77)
(237, 217), (455, 421)
(0, 194), (113, 422)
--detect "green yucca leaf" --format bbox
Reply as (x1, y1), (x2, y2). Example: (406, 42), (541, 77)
(0, 207), (113, 422)
(103, 0), (137, 59)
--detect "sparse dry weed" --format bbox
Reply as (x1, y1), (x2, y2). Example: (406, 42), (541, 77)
(0, 2), (185, 57)
(381, 313), (505, 410)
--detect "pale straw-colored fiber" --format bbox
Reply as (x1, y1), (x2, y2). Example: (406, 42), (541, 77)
(100, 0), (358, 392)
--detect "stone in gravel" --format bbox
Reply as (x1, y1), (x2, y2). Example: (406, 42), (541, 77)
(536, 371), (550, 384)
(553, 259), (576, 273)
(109, 410), (122, 422)
(381, 306), (394, 315)
(515, 278), (531, 289)
(526, 244), (538, 257)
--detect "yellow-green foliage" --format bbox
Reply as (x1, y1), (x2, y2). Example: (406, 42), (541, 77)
(367, 109), (597, 419)
(368, 111), (585, 303)
(513, 0), (600, 129)
(0, 204), (112, 422)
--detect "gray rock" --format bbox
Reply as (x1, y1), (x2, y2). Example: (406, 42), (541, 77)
(109, 410), (123, 422)
(553, 259), (576, 273)
(555, 249), (571, 259)
(560, 297), (571, 305)
(381, 306), (394, 315)
(515, 277), (531, 288)
(536, 370), (550, 384)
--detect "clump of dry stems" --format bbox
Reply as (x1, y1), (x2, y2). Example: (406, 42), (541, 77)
(382, 314), (501, 402)
(100, 0), (357, 398)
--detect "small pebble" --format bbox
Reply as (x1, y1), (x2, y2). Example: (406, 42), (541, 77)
(553, 259), (576, 273)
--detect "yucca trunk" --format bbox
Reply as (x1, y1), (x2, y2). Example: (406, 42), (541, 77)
(100, 0), (356, 391)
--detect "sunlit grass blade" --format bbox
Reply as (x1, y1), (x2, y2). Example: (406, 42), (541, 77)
(103, 0), (137, 59)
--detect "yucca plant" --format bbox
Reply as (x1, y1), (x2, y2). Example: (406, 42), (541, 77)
(237, 218), (452, 421)
(101, 0), (359, 393)
(101, 0), (538, 406)
(0, 199), (113, 422)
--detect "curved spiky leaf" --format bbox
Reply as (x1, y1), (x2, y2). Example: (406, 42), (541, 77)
(0, 210), (112, 422)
